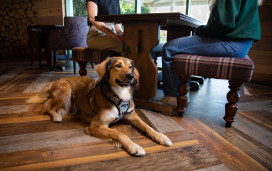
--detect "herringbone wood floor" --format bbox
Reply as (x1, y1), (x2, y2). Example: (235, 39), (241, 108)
(0, 58), (271, 170)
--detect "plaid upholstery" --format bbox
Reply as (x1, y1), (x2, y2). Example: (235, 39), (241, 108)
(72, 47), (120, 63)
(172, 54), (254, 83)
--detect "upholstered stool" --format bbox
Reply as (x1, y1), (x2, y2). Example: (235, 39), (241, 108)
(172, 54), (254, 127)
(72, 47), (120, 76)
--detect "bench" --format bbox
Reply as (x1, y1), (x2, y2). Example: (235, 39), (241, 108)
(172, 54), (254, 127)
(72, 47), (120, 76)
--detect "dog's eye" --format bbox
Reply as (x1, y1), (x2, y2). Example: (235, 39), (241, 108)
(129, 66), (132, 69)
(115, 64), (121, 68)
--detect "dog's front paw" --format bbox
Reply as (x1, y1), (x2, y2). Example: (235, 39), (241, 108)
(84, 127), (91, 135)
(52, 114), (62, 122)
(127, 143), (146, 157)
(156, 133), (173, 147)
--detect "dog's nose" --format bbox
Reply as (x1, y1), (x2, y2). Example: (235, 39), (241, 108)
(126, 73), (134, 80)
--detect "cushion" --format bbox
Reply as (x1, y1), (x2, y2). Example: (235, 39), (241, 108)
(172, 54), (254, 83)
(72, 47), (120, 63)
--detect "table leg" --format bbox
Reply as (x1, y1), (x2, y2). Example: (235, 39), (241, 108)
(124, 22), (175, 115)
(124, 22), (159, 101)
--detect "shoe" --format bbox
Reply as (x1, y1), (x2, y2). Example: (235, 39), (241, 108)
(161, 93), (190, 109)
(161, 96), (177, 109)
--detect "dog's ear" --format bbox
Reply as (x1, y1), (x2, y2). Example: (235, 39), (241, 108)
(131, 60), (140, 89)
(133, 67), (140, 89)
(96, 57), (112, 81)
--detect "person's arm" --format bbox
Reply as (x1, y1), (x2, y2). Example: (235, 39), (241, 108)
(86, 1), (123, 42)
(196, 0), (242, 37)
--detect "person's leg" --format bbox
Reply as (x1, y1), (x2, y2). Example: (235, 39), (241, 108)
(86, 25), (130, 57)
(87, 32), (123, 54)
(162, 35), (232, 97)
(162, 35), (253, 105)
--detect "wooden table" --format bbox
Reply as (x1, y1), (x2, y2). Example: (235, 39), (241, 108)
(29, 25), (64, 70)
(96, 13), (202, 114)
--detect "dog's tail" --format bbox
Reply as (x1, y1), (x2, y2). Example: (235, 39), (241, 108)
(26, 86), (51, 104)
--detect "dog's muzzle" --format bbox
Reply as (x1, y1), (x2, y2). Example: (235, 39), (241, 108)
(116, 73), (134, 87)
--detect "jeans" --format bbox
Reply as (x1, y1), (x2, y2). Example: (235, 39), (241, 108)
(162, 35), (253, 97)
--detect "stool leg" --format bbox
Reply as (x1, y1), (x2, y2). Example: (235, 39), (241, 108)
(224, 80), (243, 128)
(176, 74), (190, 116)
(78, 61), (87, 76)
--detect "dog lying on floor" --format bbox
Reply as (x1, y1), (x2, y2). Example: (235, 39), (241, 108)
(27, 57), (172, 156)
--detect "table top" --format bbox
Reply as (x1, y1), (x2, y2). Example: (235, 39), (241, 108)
(95, 12), (203, 28)
(28, 25), (64, 29)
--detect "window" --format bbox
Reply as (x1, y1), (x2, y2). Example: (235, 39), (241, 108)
(70, 0), (210, 23)
(120, 0), (136, 14)
(190, 0), (210, 24)
(141, 0), (186, 14)
(72, 0), (87, 17)
(69, 0), (210, 41)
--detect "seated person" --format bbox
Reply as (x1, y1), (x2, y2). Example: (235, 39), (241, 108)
(161, 0), (261, 107)
(86, 0), (129, 57)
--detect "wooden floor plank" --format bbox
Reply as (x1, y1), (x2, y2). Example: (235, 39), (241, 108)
(2, 140), (199, 171)
(0, 112), (75, 125)
(0, 73), (25, 93)
(22, 72), (55, 93)
(239, 110), (272, 131)
(220, 124), (272, 170)
(239, 93), (272, 103)
(0, 131), (194, 169)
(244, 83), (272, 95)
(0, 68), (25, 84)
(0, 129), (100, 154)
(0, 98), (31, 105)
(193, 164), (230, 171)
(233, 115), (272, 149)
(238, 100), (272, 112)
(0, 118), (87, 136)
(0, 71), (43, 97)
(50, 143), (222, 171)
(137, 109), (184, 133)
(174, 116), (268, 171)
(0, 105), (30, 114)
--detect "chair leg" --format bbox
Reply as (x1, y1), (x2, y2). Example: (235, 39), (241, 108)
(90, 63), (94, 69)
(31, 48), (35, 66)
(73, 60), (76, 74)
(65, 50), (70, 66)
(50, 49), (58, 69)
(224, 80), (243, 128)
(176, 74), (190, 116)
(38, 48), (42, 68)
(78, 61), (87, 76)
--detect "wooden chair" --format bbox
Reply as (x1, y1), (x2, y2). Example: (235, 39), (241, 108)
(27, 26), (45, 66)
(72, 47), (120, 76)
(49, 17), (89, 67)
(172, 54), (254, 128)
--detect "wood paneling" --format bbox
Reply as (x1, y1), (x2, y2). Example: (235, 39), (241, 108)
(248, 50), (272, 65)
(249, 4), (272, 85)
(34, 0), (65, 25)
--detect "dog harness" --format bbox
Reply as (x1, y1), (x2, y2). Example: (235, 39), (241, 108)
(106, 95), (133, 123)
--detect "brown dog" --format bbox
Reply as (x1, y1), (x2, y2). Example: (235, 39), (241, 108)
(27, 57), (172, 156)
